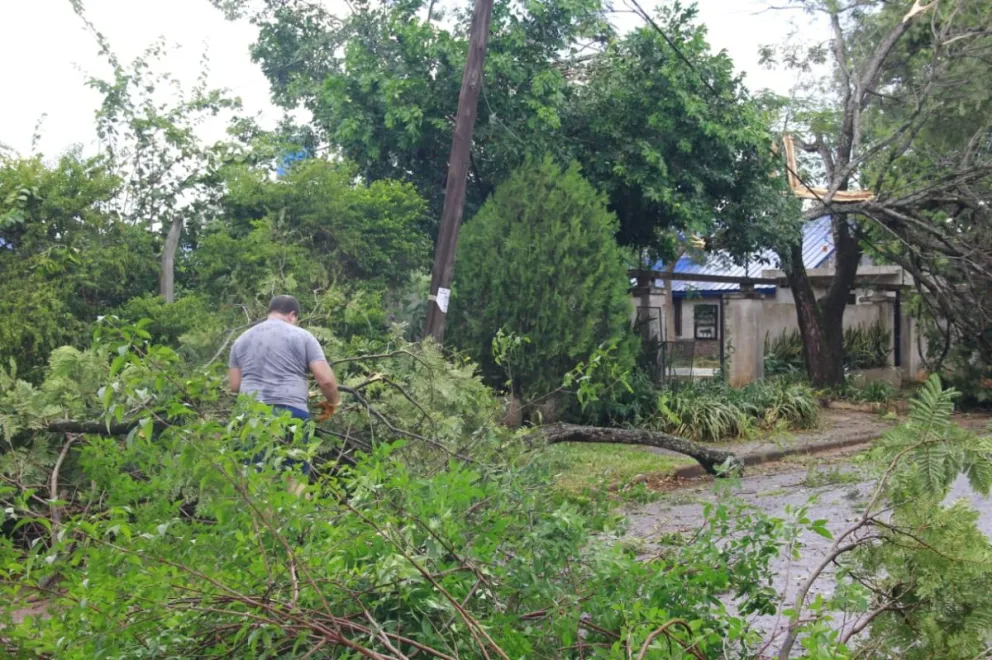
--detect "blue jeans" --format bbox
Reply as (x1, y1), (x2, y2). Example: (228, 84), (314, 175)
(247, 404), (312, 476)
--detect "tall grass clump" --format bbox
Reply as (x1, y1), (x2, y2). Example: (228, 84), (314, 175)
(765, 321), (892, 375)
(654, 378), (818, 442)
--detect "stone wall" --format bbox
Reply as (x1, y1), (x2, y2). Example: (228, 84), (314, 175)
(760, 301), (889, 346)
(632, 283), (927, 386)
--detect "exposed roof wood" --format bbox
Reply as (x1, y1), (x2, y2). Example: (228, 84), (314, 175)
(782, 134), (875, 202)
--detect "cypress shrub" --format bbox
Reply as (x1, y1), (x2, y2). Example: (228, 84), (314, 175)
(450, 157), (636, 403)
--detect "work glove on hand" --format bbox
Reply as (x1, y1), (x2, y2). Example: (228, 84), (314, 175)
(315, 400), (338, 423)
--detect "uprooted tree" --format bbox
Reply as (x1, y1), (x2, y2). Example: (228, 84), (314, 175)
(764, 0), (992, 387)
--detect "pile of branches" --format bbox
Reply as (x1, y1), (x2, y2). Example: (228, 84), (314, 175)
(3, 343), (755, 658)
(40, 350), (742, 478)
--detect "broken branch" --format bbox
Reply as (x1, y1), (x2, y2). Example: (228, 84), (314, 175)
(541, 424), (742, 476)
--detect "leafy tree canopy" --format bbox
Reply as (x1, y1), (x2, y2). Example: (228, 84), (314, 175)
(756, 0), (992, 387)
(0, 154), (158, 377)
(193, 158), (431, 310)
(213, 0), (789, 259)
(565, 6), (796, 258)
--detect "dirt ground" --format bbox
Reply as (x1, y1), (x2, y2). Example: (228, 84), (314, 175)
(623, 415), (992, 655)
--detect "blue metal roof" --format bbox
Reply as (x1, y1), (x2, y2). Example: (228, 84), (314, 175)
(654, 216), (834, 295)
(276, 149), (312, 177)
(800, 216), (835, 271)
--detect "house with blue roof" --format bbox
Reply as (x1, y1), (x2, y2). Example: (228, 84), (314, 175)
(633, 216), (922, 384)
(276, 149), (312, 177)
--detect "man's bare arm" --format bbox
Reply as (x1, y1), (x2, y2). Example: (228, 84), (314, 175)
(229, 368), (242, 394)
(309, 360), (341, 406)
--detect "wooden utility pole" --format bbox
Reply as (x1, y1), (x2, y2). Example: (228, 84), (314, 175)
(424, 0), (494, 344)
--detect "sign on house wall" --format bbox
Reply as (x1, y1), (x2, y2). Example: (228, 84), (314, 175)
(694, 304), (718, 340)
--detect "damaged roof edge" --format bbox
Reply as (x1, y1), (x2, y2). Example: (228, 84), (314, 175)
(651, 216), (834, 294)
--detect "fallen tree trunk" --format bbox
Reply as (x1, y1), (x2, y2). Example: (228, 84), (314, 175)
(38, 417), (741, 476)
(542, 424), (742, 476)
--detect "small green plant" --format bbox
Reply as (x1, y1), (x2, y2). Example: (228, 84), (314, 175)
(764, 328), (805, 376)
(803, 464), (863, 488)
(491, 326), (530, 392)
(561, 339), (636, 414)
(857, 380), (896, 403)
(752, 379), (820, 429)
(661, 381), (754, 441)
(829, 378), (898, 404)
(765, 321), (893, 375)
(843, 322), (892, 370)
(651, 378), (818, 442)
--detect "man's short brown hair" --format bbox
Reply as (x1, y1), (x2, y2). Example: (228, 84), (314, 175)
(268, 295), (301, 316)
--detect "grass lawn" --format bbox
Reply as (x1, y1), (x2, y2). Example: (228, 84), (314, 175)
(544, 443), (693, 498)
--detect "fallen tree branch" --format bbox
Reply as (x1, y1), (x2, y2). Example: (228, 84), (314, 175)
(635, 618), (702, 660)
(49, 434), (78, 541)
(44, 420), (158, 436)
(40, 409), (741, 478)
(541, 424), (742, 476)
(337, 385), (476, 464)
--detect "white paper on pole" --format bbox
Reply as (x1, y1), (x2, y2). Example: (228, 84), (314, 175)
(436, 287), (451, 313)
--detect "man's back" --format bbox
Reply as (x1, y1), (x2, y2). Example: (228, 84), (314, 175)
(229, 318), (326, 411)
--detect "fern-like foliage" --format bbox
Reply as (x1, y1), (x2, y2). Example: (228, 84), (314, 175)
(874, 375), (992, 503)
(848, 375), (992, 658)
(858, 500), (992, 659)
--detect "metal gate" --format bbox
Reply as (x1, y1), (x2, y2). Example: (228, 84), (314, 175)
(660, 340), (697, 387)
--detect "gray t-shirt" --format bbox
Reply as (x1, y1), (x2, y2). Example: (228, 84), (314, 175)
(229, 318), (327, 411)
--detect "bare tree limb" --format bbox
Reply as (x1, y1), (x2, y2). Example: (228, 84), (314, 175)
(541, 424), (742, 476)
(49, 435), (78, 540)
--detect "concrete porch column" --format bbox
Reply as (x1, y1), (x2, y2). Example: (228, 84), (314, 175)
(631, 278), (667, 382)
(900, 305), (928, 382)
(630, 279), (666, 344)
(726, 291), (765, 387)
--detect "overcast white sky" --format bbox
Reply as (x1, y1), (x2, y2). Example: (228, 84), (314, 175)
(0, 0), (828, 158)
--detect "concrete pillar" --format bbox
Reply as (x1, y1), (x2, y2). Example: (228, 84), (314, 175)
(900, 307), (927, 382)
(726, 292), (765, 387)
(863, 293), (896, 366)
(631, 280), (667, 382)
(630, 282), (666, 344)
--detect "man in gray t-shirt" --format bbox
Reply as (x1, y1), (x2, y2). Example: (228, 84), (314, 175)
(229, 295), (341, 421)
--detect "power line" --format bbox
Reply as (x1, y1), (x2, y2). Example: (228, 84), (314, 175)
(624, 0), (867, 227)
(624, 0), (720, 99)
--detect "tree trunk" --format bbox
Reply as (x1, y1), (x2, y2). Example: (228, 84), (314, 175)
(781, 215), (861, 387)
(159, 216), (183, 303)
(773, 1), (937, 394)
(542, 424), (742, 476)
